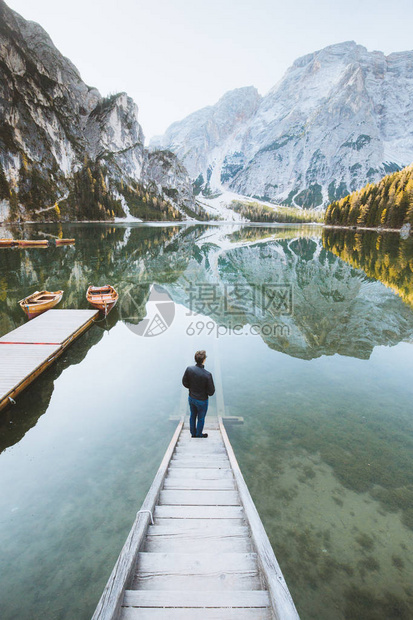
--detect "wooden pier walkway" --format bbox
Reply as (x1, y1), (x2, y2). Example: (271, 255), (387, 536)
(93, 411), (299, 619)
(0, 309), (98, 411)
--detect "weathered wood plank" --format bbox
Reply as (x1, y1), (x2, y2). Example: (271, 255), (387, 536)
(163, 478), (235, 490)
(150, 518), (246, 529)
(133, 552), (261, 591)
(177, 442), (223, 448)
(175, 446), (227, 454)
(145, 522), (249, 536)
(144, 532), (252, 553)
(166, 468), (234, 480)
(120, 608), (272, 620)
(123, 589), (270, 607)
(172, 452), (228, 459)
(169, 460), (230, 469)
(159, 490), (239, 506)
(154, 505), (244, 519)
(171, 455), (229, 462)
(178, 435), (223, 442)
(135, 552), (258, 574)
(168, 463), (234, 480)
(179, 434), (222, 443)
(179, 428), (221, 435)
(174, 452), (227, 459)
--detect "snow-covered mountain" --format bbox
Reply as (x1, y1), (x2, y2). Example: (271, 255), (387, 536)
(0, 0), (198, 221)
(152, 41), (413, 209)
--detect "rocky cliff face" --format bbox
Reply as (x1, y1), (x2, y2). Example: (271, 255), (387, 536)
(142, 150), (203, 217)
(151, 87), (262, 194)
(0, 0), (197, 221)
(154, 42), (413, 208)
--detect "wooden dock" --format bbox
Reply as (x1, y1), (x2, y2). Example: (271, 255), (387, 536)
(93, 410), (299, 619)
(0, 309), (98, 411)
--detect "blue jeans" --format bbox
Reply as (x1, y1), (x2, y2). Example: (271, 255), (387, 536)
(189, 396), (209, 437)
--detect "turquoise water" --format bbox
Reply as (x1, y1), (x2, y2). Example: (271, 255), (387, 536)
(0, 223), (412, 619)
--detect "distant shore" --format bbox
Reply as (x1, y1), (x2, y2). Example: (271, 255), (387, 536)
(324, 224), (412, 235)
(1, 218), (325, 227)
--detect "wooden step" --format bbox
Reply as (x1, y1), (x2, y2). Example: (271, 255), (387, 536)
(176, 445), (224, 450)
(151, 518), (247, 530)
(178, 433), (223, 440)
(144, 522), (252, 553)
(123, 589), (271, 607)
(171, 450), (229, 460)
(179, 435), (222, 441)
(179, 432), (222, 439)
(163, 478), (235, 490)
(145, 522), (249, 536)
(132, 552), (262, 591)
(159, 490), (239, 506)
(169, 460), (230, 469)
(172, 453), (228, 460)
(121, 608), (273, 619)
(144, 533), (251, 553)
(166, 468), (234, 480)
(174, 450), (227, 458)
(178, 434), (222, 441)
(175, 446), (227, 453)
(154, 505), (245, 520)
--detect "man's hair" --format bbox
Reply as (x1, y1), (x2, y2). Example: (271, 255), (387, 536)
(195, 350), (206, 365)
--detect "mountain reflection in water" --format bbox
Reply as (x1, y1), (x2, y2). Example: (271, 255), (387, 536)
(1, 223), (412, 361)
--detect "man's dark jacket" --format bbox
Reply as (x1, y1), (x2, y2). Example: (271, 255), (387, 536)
(182, 364), (215, 401)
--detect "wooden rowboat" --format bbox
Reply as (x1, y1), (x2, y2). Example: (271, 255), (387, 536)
(55, 238), (75, 246)
(19, 290), (64, 319)
(86, 285), (118, 316)
(0, 239), (16, 247)
(17, 239), (48, 247)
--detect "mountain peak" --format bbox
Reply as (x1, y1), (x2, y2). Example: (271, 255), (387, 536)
(291, 41), (366, 70)
(217, 86), (261, 104)
(156, 41), (413, 208)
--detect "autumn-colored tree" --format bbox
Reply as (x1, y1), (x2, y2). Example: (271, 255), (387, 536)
(325, 164), (413, 229)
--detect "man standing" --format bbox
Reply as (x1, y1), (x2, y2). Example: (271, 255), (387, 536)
(182, 350), (215, 438)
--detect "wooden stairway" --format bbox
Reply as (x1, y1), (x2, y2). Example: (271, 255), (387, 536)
(92, 413), (299, 620)
(115, 416), (297, 619)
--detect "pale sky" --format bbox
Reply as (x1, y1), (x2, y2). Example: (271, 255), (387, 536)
(7, 0), (413, 142)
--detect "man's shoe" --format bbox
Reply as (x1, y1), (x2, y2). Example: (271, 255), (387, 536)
(198, 433), (208, 438)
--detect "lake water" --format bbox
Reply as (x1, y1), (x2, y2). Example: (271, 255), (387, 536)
(0, 223), (412, 619)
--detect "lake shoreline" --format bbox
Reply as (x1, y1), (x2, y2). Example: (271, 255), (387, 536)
(1, 219), (324, 228)
(324, 224), (412, 235)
